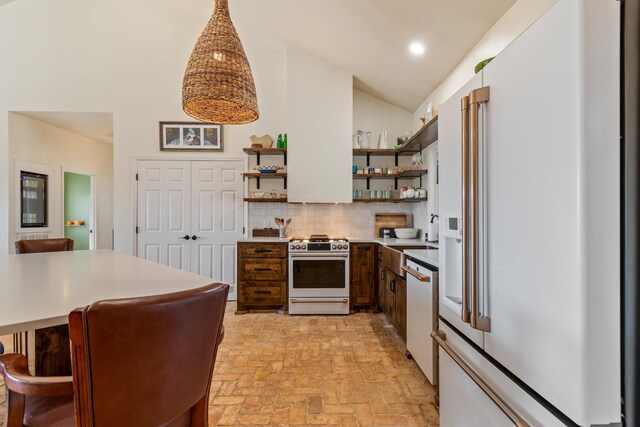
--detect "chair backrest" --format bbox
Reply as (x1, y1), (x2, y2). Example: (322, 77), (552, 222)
(15, 238), (74, 254)
(69, 283), (229, 427)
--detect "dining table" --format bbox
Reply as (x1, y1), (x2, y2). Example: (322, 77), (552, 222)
(0, 249), (215, 374)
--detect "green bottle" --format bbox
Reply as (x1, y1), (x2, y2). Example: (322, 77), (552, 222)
(283, 133), (288, 148)
(277, 134), (283, 148)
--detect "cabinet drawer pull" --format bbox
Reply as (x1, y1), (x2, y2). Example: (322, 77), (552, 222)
(255, 267), (273, 272)
(254, 290), (273, 294)
(254, 249), (272, 253)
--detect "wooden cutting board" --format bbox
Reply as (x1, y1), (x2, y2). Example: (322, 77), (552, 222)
(374, 213), (407, 237)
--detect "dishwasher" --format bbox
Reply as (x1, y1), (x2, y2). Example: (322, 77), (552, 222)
(403, 258), (438, 387)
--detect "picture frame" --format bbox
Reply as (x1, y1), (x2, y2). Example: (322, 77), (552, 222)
(159, 121), (223, 151)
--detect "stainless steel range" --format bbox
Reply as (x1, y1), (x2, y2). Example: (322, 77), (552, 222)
(288, 235), (350, 315)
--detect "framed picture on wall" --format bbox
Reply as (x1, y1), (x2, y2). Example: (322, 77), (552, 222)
(159, 122), (223, 151)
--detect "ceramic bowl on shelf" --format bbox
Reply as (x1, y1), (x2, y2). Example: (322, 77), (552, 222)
(394, 228), (419, 239)
(255, 166), (281, 173)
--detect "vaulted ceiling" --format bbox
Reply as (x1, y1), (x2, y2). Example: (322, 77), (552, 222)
(230, 0), (516, 112)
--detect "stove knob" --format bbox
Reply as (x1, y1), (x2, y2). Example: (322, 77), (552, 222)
(340, 244), (346, 250)
(294, 245), (299, 250)
(301, 244), (307, 250)
(290, 245), (295, 250)
(332, 244), (337, 250)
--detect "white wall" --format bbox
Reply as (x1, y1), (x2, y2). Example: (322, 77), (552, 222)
(0, 0), (286, 255)
(8, 113), (114, 250)
(413, 0), (558, 124)
(353, 89), (414, 149)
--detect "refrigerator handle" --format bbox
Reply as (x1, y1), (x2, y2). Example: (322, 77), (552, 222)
(432, 330), (529, 427)
(469, 86), (491, 332)
(461, 95), (471, 324)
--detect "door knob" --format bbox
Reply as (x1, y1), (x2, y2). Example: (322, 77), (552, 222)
(180, 235), (190, 240)
(191, 235), (199, 240)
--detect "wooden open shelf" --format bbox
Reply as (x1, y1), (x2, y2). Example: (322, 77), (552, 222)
(352, 170), (427, 179)
(243, 172), (287, 178)
(352, 198), (427, 203)
(242, 147), (287, 155)
(397, 116), (438, 152)
(353, 148), (416, 156)
(243, 198), (288, 203)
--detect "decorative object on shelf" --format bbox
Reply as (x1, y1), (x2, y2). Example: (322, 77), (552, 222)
(182, 0), (258, 124)
(254, 166), (283, 173)
(357, 130), (372, 149)
(353, 133), (361, 149)
(425, 102), (433, 121)
(283, 133), (288, 148)
(378, 130), (389, 149)
(250, 134), (273, 148)
(474, 56), (495, 74)
(159, 122), (223, 151)
(352, 165), (358, 174)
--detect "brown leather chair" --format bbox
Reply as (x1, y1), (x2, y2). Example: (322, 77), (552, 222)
(15, 238), (74, 254)
(14, 238), (75, 376)
(0, 283), (229, 427)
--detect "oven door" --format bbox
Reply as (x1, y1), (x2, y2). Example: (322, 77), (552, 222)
(288, 253), (349, 298)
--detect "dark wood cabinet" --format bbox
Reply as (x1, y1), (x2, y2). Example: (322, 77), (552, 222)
(350, 243), (376, 311)
(237, 242), (288, 313)
(376, 245), (420, 341)
(392, 273), (407, 339)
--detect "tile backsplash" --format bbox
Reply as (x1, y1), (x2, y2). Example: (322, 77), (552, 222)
(248, 203), (423, 239)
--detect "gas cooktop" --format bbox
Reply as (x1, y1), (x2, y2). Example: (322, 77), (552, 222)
(289, 235), (349, 252)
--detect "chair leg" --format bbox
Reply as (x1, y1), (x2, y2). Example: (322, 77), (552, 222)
(189, 396), (208, 427)
(4, 388), (26, 427)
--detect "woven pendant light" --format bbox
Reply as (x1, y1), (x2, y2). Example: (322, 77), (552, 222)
(182, 0), (259, 124)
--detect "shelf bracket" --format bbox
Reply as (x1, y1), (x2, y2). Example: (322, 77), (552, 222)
(366, 177), (371, 190)
(284, 152), (287, 166)
(395, 153), (399, 167)
(366, 152), (371, 167)
(256, 152), (261, 165)
(256, 176), (261, 190)
(395, 177), (399, 190)
(284, 176), (287, 190)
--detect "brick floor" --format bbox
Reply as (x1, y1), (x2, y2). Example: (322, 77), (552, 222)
(0, 302), (439, 426)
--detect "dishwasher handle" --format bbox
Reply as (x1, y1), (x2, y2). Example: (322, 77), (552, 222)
(401, 265), (431, 282)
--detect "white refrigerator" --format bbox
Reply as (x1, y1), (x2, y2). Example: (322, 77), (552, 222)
(437, 0), (621, 425)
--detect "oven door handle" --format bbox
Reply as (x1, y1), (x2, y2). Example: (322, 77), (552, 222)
(290, 298), (349, 304)
(289, 253), (349, 258)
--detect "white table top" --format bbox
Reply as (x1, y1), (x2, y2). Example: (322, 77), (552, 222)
(0, 250), (213, 335)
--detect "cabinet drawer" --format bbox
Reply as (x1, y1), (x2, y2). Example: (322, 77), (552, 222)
(239, 243), (287, 258)
(241, 283), (285, 305)
(239, 258), (286, 281)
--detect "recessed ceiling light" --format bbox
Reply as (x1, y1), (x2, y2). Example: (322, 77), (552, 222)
(409, 42), (425, 56)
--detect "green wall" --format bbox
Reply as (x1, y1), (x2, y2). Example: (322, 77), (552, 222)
(64, 172), (90, 250)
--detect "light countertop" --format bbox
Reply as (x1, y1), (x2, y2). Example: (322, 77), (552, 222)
(240, 237), (435, 247)
(404, 249), (439, 268)
(238, 237), (290, 243)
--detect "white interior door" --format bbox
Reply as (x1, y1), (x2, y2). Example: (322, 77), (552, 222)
(190, 160), (243, 300)
(137, 161), (191, 271)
